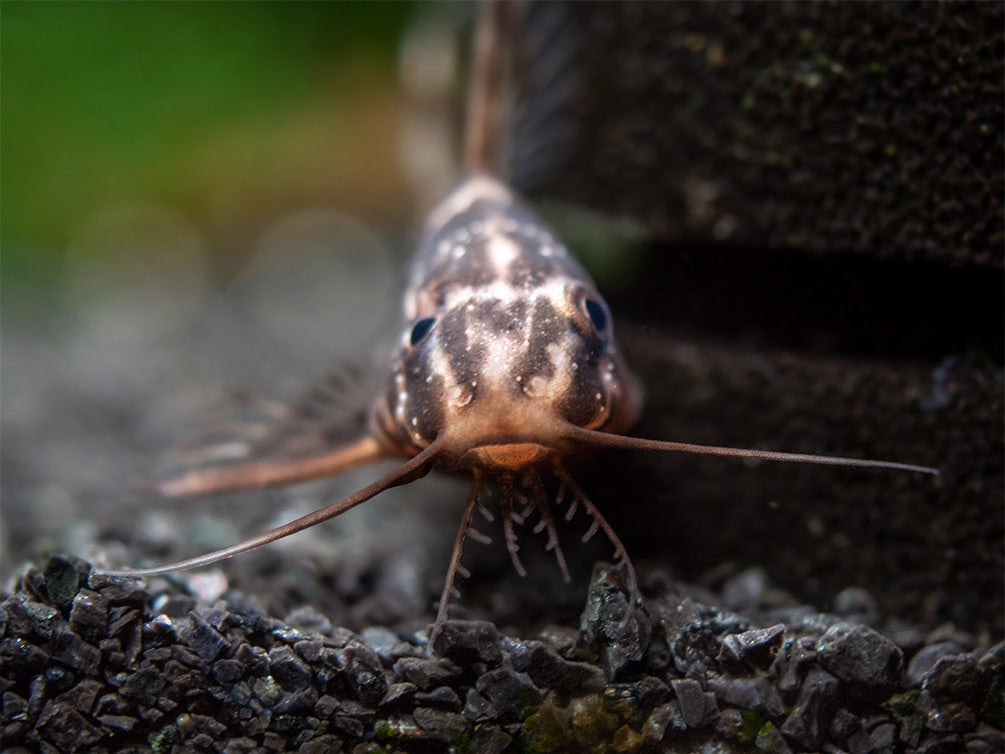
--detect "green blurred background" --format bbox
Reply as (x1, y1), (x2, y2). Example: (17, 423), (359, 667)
(2, 1), (417, 303)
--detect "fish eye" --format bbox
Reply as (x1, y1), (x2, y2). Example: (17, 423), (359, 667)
(583, 298), (608, 334)
(409, 317), (436, 346)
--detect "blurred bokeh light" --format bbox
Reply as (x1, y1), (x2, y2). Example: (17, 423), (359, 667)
(2, 1), (416, 304)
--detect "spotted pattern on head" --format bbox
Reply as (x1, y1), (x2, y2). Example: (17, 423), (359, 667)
(373, 176), (641, 467)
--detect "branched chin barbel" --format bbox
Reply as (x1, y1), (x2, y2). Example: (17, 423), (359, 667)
(100, 1), (938, 631)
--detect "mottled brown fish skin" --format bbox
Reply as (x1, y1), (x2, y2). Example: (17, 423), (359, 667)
(372, 175), (641, 469)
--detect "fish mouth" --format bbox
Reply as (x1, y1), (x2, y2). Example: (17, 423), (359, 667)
(467, 442), (553, 470)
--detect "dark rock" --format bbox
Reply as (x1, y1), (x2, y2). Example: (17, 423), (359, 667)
(189, 712), (227, 737)
(1, 690), (30, 741)
(669, 678), (717, 728)
(380, 682), (418, 709)
(537, 624), (580, 657)
(263, 730), (287, 749)
(866, 721), (896, 750)
(180, 611), (229, 662)
(579, 562), (652, 678)
(392, 656), (462, 690)
(293, 639), (324, 664)
(708, 676), (784, 717)
(475, 667), (542, 722)
(966, 723), (1005, 754)
(154, 594), (196, 619)
(273, 684), (319, 716)
(672, 614), (747, 676)
(93, 692), (131, 717)
(19, 566), (47, 602)
(832, 587), (880, 625)
(777, 636), (818, 693)
(927, 700), (978, 733)
(7, 593), (61, 640)
(316, 646), (348, 689)
(213, 658), (244, 685)
(708, 674), (762, 709)
(43, 664), (75, 695)
(95, 713), (135, 731)
(414, 685), (462, 711)
(161, 657), (196, 689)
(120, 620), (142, 665)
(284, 605), (333, 636)
(252, 675), (283, 708)
(141, 613), (177, 648)
(413, 707), (468, 739)
(138, 705), (165, 725)
(235, 643), (270, 676)
(509, 639), (606, 697)
(201, 606), (228, 631)
(885, 620), (927, 656)
(337, 698), (376, 722)
(86, 573), (150, 606)
(269, 645), (313, 690)
(816, 623), (903, 689)
(28, 674), (48, 718)
(171, 643), (210, 671)
(1, 636), (49, 676)
(313, 694), (339, 719)
(469, 724), (511, 754)
(463, 688), (497, 721)
(271, 712), (310, 733)
(43, 556), (90, 613)
(884, 691), (927, 748)
(828, 707), (863, 745)
(297, 734), (344, 753)
(633, 676), (671, 714)
(49, 629), (100, 674)
(978, 643), (1004, 729)
(67, 589), (109, 642)
(924, 653), (986, 706)
(359, 626), (400, 661)
(909, 642), (967, 685)
(431, 620), (504, 667)
(98, 636), (123, 666)
(54, 678), (103, 714)
(118, 664), (166, 703)
(3, 593), (43, 639)
(35, 700), (103, 752)
(779, 666), (839, 750)
(143, 647), (171, 663)
(341, 643), (388, 706)
(716, 623), (785, 673)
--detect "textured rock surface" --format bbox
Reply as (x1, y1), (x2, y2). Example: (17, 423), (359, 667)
(537, 2), (1003, 269)
(2, 560), (1001, 753)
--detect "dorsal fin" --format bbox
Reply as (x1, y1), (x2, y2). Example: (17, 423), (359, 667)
(463, 0), (582, 193)
(464, 0), (518, 177)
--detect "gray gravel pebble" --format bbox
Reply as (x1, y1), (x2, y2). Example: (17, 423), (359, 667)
(1, 558), (998, 752)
